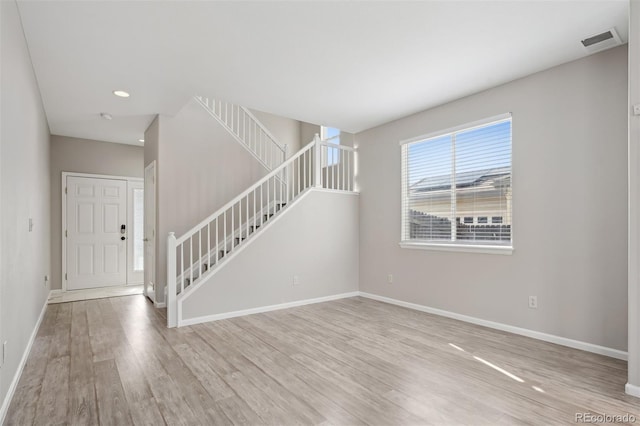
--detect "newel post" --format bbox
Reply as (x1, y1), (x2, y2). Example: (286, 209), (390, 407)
(167, 232), (177, 328)
(314, 133), (322, 187)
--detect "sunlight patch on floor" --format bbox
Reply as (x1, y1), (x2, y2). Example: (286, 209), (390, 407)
(48, 284), (144, 304)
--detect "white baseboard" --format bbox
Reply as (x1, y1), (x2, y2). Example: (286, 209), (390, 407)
(626, 383), (640, 398)
(179, 291), (360, 327)
(154, 302), (166, 308)
(0, 292), (50, 424)
(358, 292), (628, 361)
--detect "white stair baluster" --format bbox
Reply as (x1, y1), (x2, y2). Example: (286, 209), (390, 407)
(166, 139), (355, 328)
(180, 243), (184, 293)
(215, 217), (219, 263)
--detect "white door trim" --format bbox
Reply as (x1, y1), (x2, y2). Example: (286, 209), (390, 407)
(143, 161), (157, 304)
(61, 172), (143, 292)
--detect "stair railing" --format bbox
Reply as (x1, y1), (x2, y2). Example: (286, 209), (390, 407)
(167, 134), (357, 327)
(318, 140), (356, 192)
(194, 96), (288, 170)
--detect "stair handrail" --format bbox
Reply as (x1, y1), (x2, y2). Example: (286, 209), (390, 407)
(175, 137), (316, 246)
(194, 96), (288, 166)
(240, 106), (288, 154)
(167, 134), (359, 327)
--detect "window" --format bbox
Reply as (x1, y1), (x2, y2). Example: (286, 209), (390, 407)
(400, 114), (512, 251)
(132, 188), (144, 271)
(321, 126), (340, 166)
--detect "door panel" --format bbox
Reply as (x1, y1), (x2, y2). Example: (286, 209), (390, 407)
(67, 176), (127, 290)
(77, 245), (94, 275)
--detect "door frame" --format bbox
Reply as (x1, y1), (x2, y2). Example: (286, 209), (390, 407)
(61, 172), (143, 292)
(143, 161), (157, 304)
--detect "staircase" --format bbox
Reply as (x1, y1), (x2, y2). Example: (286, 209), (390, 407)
(194, 96), (287, 170)
(167, 118), (357, 327)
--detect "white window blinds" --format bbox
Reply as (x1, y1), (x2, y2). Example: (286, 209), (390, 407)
(401, 115), (512, 246)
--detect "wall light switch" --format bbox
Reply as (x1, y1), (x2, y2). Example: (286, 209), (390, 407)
(633, 104), (640, 116)
(28, 218), (34, 232)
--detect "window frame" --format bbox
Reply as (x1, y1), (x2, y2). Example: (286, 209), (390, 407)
(321, 126), (341, 167)
(399, 113), (513, 255)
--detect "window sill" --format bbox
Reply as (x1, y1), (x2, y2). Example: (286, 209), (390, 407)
(399, 242), (513, 255)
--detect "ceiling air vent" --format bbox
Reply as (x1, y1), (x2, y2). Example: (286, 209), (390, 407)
(581, 28), (622, 54)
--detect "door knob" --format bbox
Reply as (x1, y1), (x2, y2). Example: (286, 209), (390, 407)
(143, 238), (149, 242)
(121, 236), (126, 241)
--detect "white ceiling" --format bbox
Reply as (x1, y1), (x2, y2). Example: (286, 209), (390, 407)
(16, 0), (629, 146)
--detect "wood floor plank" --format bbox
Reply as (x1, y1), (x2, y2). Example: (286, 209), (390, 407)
(216, 395), (264, 426)
(94, 358), (133, 425)
(172, 341), (236, 401)
(222, 369), (295, 425)
(114, 345), (155, 403)
(36, 304), (58, 337)
(6, 295), (640, 426)
(128, 397), (166, 426)
(4, 335), (52, 425)
(145, 373), (201, 426)
(200, 322), (326, 425)
(68, 331), (98, 426)
(211, 316), (424, 425)
(32, 355), (70, 425)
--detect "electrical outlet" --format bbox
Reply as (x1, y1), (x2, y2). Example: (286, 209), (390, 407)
(387, 274), (393, 284)
(528, 296), (538, 309)
(634, 104), (640, 116)
(293, 275), (299, 286)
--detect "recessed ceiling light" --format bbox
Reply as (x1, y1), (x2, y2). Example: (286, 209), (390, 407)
(100, 112), (113, 120)
(138, 139), (145, 143)
(113, 90), (130, 98)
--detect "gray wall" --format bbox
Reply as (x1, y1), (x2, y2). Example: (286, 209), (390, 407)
(49, 135), (144, 291)
(300, 122), (355, 148)
(0, 0), (51, 417)
(182, 190), (359, 320)
(153, 99), (270, 303)
(301, 122), (321, 146)
(144, 116), (159, 169)
(357, 46), (628, 351)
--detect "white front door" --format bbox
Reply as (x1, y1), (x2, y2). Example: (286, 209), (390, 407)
(144, 162), (156, 301)
(66, 176), (127, 290)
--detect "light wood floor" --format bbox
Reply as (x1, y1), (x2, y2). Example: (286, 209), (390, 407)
(5, 296), (640, 425)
